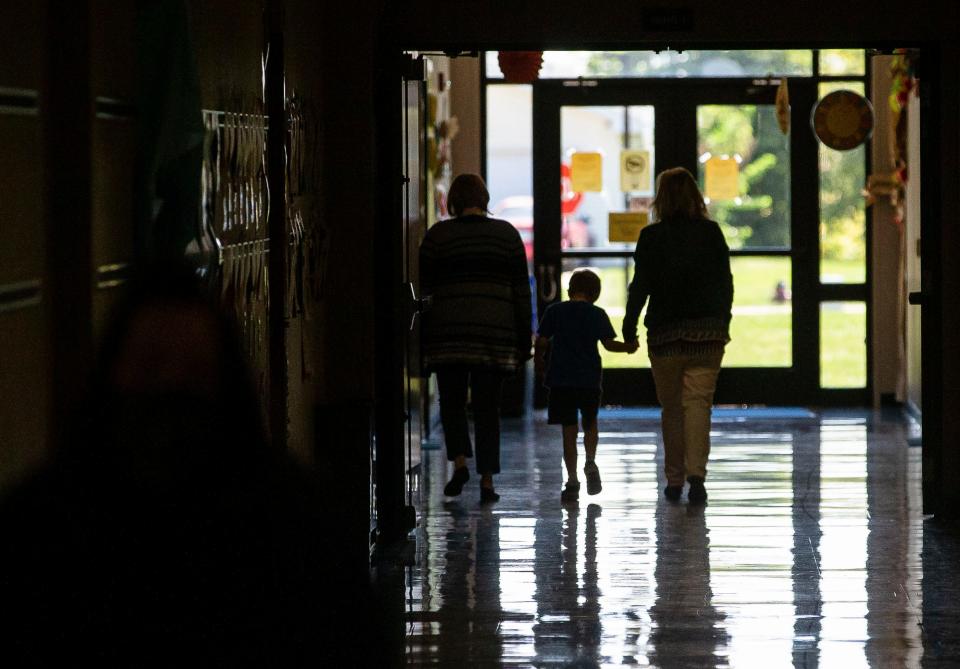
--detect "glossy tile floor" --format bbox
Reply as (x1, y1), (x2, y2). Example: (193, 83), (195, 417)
(403, 409), (960, 667)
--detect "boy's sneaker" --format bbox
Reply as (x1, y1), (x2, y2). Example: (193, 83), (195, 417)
(687, 476), (708, 504)
(561, 480), (580, 503)
(584, 461), (602, 495)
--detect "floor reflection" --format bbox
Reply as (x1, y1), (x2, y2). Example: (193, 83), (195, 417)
(404, 411), (948, 667)
(533, 502), (602, 666)
(648, 503), (727, 668)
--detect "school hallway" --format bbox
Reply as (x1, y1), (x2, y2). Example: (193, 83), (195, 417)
(400, 408), (960, 667)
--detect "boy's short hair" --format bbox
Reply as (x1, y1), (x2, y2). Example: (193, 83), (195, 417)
(568, 268), (602, 301)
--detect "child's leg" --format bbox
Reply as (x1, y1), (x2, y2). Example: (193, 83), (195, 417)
(562, 424), (580, 482)
(583, 418), (599, 463)
(582, 420), (602, 495)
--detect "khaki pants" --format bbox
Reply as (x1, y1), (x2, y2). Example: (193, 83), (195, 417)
(650, 351), (724, 486)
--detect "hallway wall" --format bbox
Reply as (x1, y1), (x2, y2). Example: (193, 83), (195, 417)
(870, 56), (903, 406)
(0, 4), (47, 492)
(449, 57), (482, 177)
(905, 91), (922, 413)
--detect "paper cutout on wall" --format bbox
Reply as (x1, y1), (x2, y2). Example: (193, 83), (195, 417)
(570, 152), (603, 192)
(620, 150), (651, 192)
(704, 156), (740, 200)
(609, 211), (649, 243)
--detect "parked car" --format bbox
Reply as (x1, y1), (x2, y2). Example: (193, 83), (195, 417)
(493, 195), (591, 264)
(492, 196), (534, 263)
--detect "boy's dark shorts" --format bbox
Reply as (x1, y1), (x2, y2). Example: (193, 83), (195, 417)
(547, 387), (602, 427)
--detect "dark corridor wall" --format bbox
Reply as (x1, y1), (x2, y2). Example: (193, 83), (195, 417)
(0, 2), (380, 567)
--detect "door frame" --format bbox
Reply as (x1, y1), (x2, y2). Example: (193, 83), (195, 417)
(532, 76), (870, 406)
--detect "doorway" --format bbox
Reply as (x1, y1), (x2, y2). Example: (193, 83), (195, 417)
(516, 61), (872, 407)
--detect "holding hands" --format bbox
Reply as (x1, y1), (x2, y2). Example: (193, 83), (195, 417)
(601, 338), (639, 354)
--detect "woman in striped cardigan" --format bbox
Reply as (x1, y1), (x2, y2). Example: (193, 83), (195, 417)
(420, 174), (532, 503)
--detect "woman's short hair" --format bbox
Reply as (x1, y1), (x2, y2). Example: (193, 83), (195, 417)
(651, 167), (709, 222)
(568, 268), (602, 300)
(447, 173), (490, 217)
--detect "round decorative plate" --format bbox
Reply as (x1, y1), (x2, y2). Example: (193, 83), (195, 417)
(811, 90), (874, 150)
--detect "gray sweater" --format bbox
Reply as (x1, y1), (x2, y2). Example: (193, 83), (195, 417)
(420, 215), (532, 372)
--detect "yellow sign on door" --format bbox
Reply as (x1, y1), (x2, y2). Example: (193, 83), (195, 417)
(620, 150), (651, 192)
(704, 156), (740, 200)
(609, 211), (649, 243)
(570, 152), (603, 192)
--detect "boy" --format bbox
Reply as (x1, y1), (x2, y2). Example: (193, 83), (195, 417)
(536, 269), (638, 503)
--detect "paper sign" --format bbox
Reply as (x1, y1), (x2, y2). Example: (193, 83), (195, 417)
(704, 157), (740, 200)
(609, 211), (649, 243)
(570, 152), (603, 192)
(620, 150), (651, 192)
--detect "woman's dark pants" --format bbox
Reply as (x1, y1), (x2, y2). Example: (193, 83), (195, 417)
(435, 366), (504, 475)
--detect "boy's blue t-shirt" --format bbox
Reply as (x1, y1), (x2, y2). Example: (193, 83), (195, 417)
(538, 300), (617, 389)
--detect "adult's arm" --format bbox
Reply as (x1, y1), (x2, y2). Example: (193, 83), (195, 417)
(623, 230), (652, 341)
(713, 224), (734, 324)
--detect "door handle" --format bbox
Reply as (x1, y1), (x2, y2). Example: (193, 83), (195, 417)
(908, 291), (923, 306)
(407, 282), (431, 331)
(537, 264), (558, 302)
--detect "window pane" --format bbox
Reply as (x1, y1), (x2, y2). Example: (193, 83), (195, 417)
(820, 301), (867, 388)
(485, 50), (814, 79)
(697, 105), (792, 250)
(561, 105), (655, 250)
(578, 256), (793, 369)
(818, 82), (867, 284)
(819, 49), (866, 76)
(486, 85), (533, 262)
(726, 256), (792, 367)
(626, 106), (656, 194)
(560, 260), (644, 369)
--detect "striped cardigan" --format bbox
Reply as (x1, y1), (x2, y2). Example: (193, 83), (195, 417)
(420, 215), (532, 373)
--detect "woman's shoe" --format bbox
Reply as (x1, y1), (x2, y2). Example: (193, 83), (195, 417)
(480, 485), (500, 504)
(687, 476), (708, 504)
(664, 485), (682, 502)
(443, 467), (470, 496)
(561, 480), (581, 503)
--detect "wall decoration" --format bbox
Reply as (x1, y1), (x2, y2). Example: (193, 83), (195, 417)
(811, 89), (874, 151)
(775, 78), (790, 134)
(497, 51), (544, 84)
(620, 150), (651, 192)
(864, 50), (919, 226)
(609, 211), (649, 243)
(570, 152), (603, 192)
(704, 156), (740, 200)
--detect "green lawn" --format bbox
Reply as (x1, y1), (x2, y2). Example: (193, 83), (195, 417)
(557, 257), (866, 387)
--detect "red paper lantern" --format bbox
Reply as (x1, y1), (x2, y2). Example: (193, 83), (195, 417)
(497, 51), (544, 84)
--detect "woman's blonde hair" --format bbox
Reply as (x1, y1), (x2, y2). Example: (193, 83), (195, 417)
(651, 167), (709, 222)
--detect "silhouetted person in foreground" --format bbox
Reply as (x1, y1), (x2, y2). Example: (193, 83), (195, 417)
(0, 268), (333, 666)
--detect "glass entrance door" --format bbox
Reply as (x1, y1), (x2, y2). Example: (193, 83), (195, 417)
(533, 77), (847, 405)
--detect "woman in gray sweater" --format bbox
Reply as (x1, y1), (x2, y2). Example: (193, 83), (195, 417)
(623, 167), (734, 504)
(420, 174), (532, 503)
